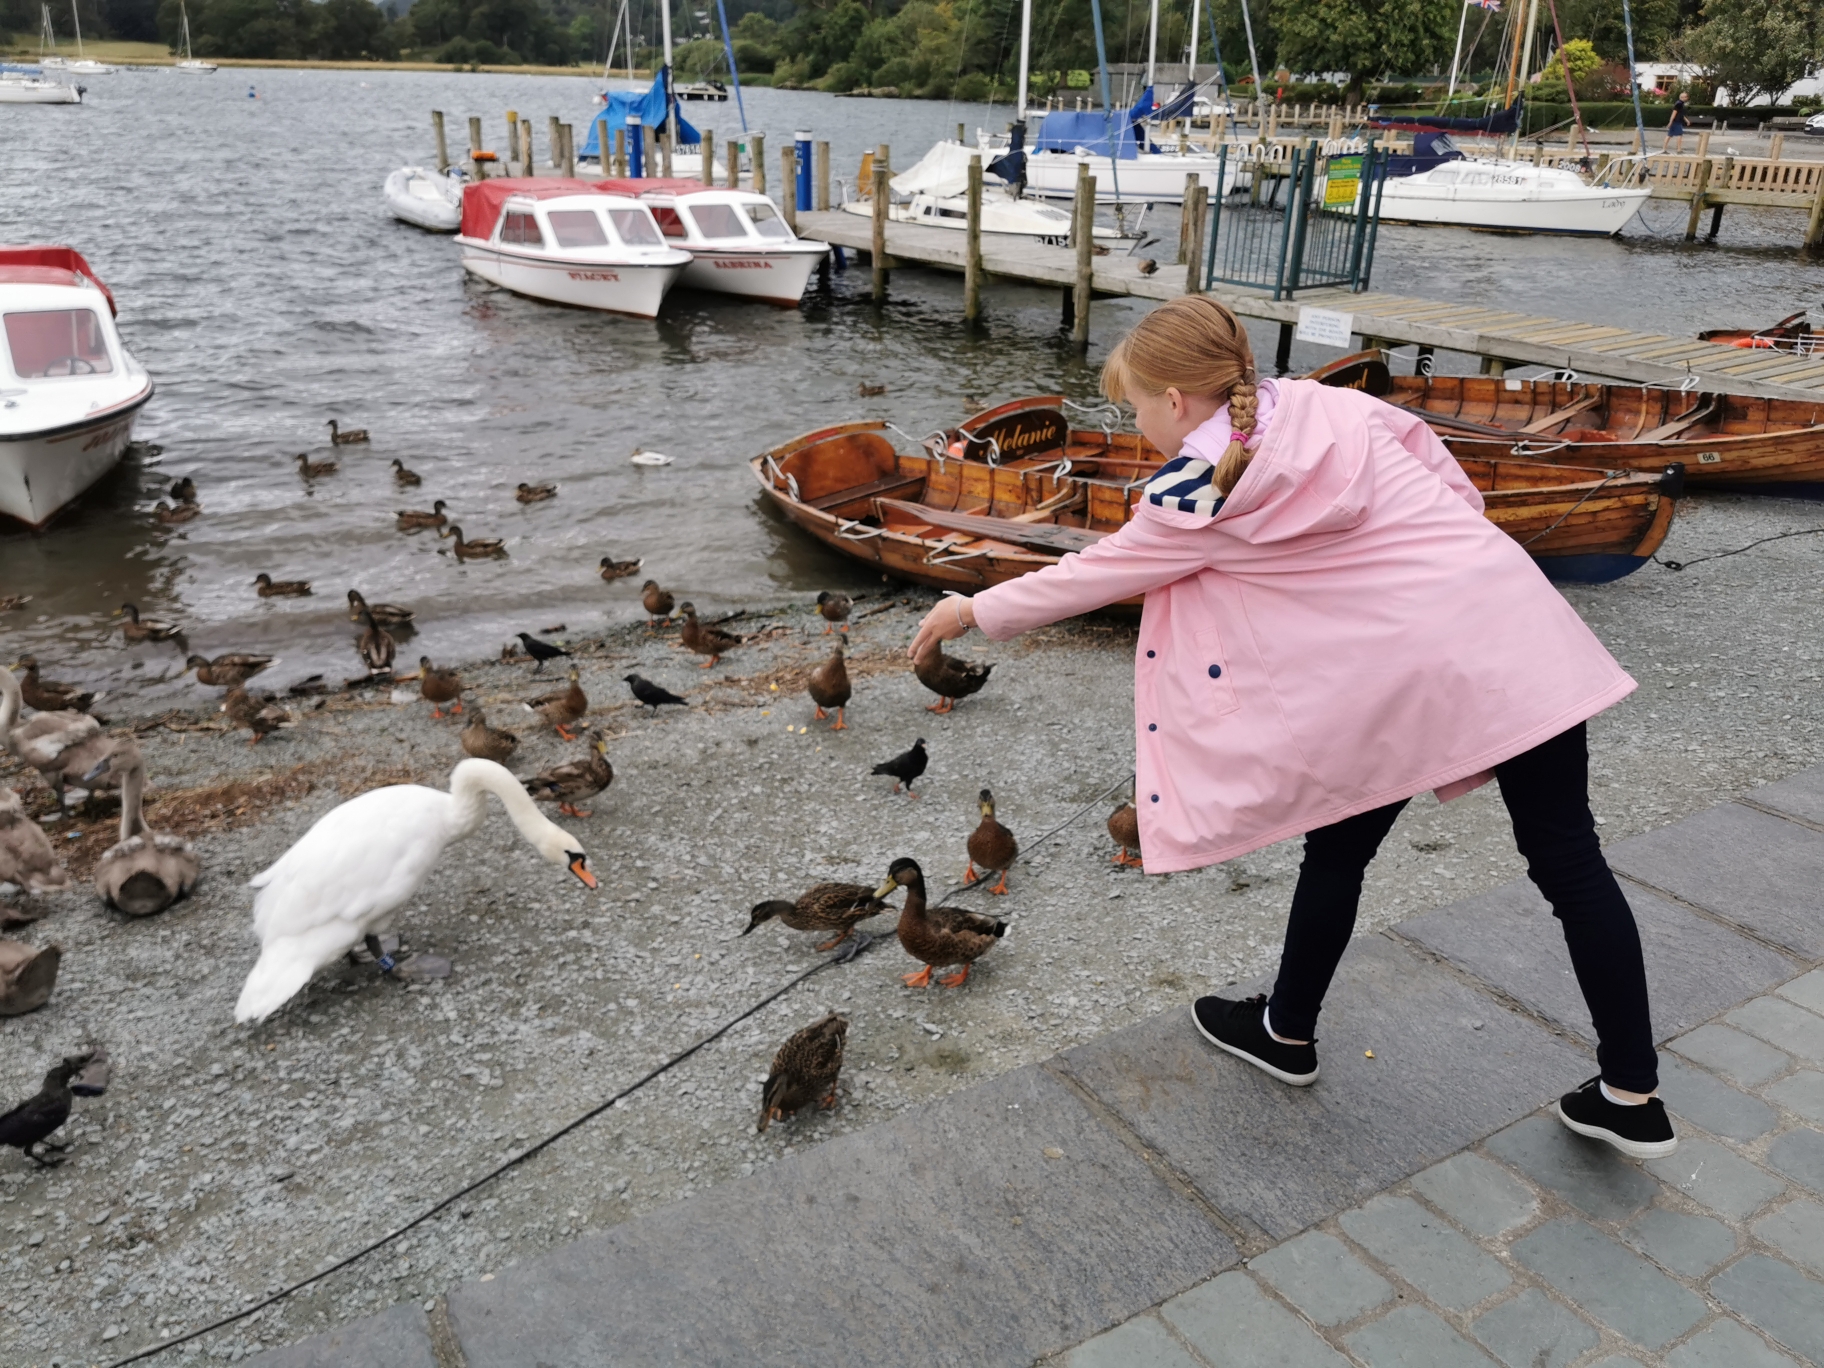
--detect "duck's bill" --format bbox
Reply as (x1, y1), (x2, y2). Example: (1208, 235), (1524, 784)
(569, 857), (598, 889)
(872, 878), (898, 899)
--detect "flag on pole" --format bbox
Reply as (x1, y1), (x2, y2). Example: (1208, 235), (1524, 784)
(1472, 0), (1501, 8)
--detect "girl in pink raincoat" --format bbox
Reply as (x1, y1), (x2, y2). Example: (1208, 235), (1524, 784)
(909, 296), (1675, 1159)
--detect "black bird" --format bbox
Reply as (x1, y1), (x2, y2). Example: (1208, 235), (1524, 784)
(625, 674), (688, 712)
(0, 1055), (87, 1168)
(871, 738), (928, 797)
(515, 633), (572, 673)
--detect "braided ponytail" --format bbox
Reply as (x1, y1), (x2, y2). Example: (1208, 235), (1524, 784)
(1102, 296), (1261, 495)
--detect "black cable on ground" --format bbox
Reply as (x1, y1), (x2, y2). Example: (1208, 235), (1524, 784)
(1656, 525), (1824, 571)
(106, 766), (1136, 1366)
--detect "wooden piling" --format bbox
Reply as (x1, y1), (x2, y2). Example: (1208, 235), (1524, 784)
(727, 138), (739, 189)
(642, 124), (657, 177)
(1683, 157), (1713, 240)
(660, 127), (672, 177)
(1178, 173), (1197, 263)
(815, 140), (831, 211)
(468, 116), (482, 157)
(964, 153), (983, 323)
(432, 110), (449, 173)
(1770, 132), (1785, 161)
(1071, 163), (1094, 350)
(957, 122), (966, 146)
(1695, 129), (1711, 163)
(782, 146), (797, 230)
(549, 116), (561, 171)
(871, 146), (890, 301)
(614, 128), (627, 178)
(754, 134), (766, 195)
(508, 111), (522, 171)
(1184, 182), (1207, 295)
(1806, 174), (1824, 253)
(563, 123), (575, 178)
(597, 117), (611, 174)
(1707, 156), (1731, 240)
(702, 129), (715, 185)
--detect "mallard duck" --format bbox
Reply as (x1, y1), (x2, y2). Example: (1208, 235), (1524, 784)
(356, 608), (396, 674)
(419, 657), (463, 718)
(816, 590), (852, 633)
(170, 477), (198, 504)
(525, 666), (587, 740)
(678, 602), (742, 668)
(295, 453), (338, 479)
(396, 500), (448, 531)
(83, 742), (199, 917)
(442, 525), (508, 561)
(641, 579), (674, 625)
(599, 556), (643, 581)
(0, 668), (114, 808)
(915, 644), (993, 714)
(965, 788), (1018, 895)
(523, 734), (612, 817)
(114, 603), (182, 643)
(758, 1014), (847, 1133)
(460, 707), (519, 764)
(0, 786), (69, 896)
(876, 857), (1005, 988)
(221, 687), (290, 745)
(346, 589), (414, 627)
(16, 658), (94, 714)
(254, 573), (312, 598)
(326, 419), (369, 445)
(870, 738), (926, 797)
(390, 459), (421, 487)
(183, 653), (274, 689)
(1108, 801), (1141, 867)
(0, 941), (62, 1017)
(516, 482), (557, 503)
(807, 644), (850, 730)
(233, 759), (593, 1023)
(856, 382), (887, 397)
(154, 500), (200, 525)
(743, 883), (889, 951)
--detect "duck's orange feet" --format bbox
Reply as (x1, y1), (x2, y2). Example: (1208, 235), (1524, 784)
(830, 710), (847, 731)
(559, 802), (592, 818)
(699, 657), (718, 669)
(823, 624), (833, 634)
(431, 706), (444, 719)
(813, 705), (827, 720)
(964, 865), (979, 884)
(814, 930), (852, 952)
(925, 698), (954, 714)
(452, 701), (464, 714)
(555, 725), (577, 741)
(818, 1090), (838, 1109)
(937, 964), (972, 988)
(990, 870), (1010, 895)
(902, 965), (934, 988)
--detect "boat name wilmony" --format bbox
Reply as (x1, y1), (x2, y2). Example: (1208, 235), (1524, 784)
(566, 270), (621, 282)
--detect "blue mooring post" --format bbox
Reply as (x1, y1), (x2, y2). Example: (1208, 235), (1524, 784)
(795, 130), (813, 211)
(627, 113), (644, 178)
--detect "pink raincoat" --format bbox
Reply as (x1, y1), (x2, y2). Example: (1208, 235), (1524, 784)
(969, 378), (1635, 873)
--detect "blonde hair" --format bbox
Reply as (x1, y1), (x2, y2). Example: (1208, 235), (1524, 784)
(1101, 296), (1259, 495)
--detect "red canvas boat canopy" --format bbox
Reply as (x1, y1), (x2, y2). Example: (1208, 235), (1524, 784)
(460, 177), (660, 240)
(593, 178), (717, 197)
(0, 245), (117, 315)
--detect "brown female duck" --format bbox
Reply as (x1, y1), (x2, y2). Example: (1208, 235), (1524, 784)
(515, 482), (557, 503)
(442, 525), (508, 561)
(914, 645), (993, 714)
(390, 459), (421, 486)
(807, 644), (850, 730)
(1107, 801), (1141, 867)
(523, 735), (613, 817)
(815, 590), (852, 633)
(114, 604), (182, 643)
(641, 579), (675, 625)
(154, 500), (199, 525)
(758, 1014), (847, 1133)
(356, 608), (396, 674)
(254, 573), (312, 598)
(599, 556), (643, 581)
(678, 603), (741, 668)
(326, 419), (369, 445)
(221, 688), (290, 746)
(346, 589), (414, 627)
(743, 882), (889, 951)
(525, 665), (587, 740)
(460, 707), (519, 763)
(184, 653), (274, 689)
(16, 658), (94, 714)
(875, 857), (1005, 988)
(965, 788), (1017, 894)
(295, 453), (338, 479)
(418, 657), (463, 718)
(396, 500), (448, 532)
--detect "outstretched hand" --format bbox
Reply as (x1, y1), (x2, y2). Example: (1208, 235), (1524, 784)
(908, 595), (976, 664)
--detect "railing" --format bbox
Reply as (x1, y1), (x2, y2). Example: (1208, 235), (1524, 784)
(1196, 141), (1388, 299)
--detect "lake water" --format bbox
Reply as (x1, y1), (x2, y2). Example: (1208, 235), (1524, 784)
(3, 68), (1819, 701)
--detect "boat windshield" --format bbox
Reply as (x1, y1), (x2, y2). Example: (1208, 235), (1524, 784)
(744, 203), (793, 240)
(607, 208), (664, 247)
(650, 207), (689, 238)
(686, 203), (748, 239)
(548, 209), (609, 248)
(501, 211), (545, 247)
(4, 308), (113, 378)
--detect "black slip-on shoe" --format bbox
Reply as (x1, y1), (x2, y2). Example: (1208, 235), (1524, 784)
(1556, 1076), (1678, 1159)
(1191, 994), (1319, 1086)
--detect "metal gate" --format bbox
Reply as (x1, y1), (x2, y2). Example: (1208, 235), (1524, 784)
(1198, 140), (1389, 300)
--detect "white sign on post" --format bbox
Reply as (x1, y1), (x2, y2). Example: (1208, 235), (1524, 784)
(1295, 306), (1355, 348)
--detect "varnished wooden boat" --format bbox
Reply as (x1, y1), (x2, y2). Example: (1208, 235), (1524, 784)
(1313, 354), (1824, 493)
(754, 396), (1683, 587)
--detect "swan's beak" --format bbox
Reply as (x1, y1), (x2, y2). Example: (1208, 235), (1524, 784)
(81, 756), (113, 783)
(568, 855), (597, 889)
(873, 876), (898, 899)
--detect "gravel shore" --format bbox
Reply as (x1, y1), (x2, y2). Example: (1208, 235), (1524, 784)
(1, 488), (1820, 1365)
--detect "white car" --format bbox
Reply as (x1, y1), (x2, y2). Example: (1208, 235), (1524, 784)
(1804, 112), (1824, 137)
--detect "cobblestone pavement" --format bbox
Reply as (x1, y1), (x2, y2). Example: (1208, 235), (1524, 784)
(1062, 969), (1824, 1368)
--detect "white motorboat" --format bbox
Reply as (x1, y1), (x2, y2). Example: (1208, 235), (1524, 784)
(840, 141), (1120, 244)
(172, 0), (215, 71)
(0, 247), (153, 529)
(0, 71), (81, 103)
(456, 179), (691, 318)
(1366, 138), (1648, 236)
(385, 165), (463, 232)
(597, 178), (827, 304)
(1021, 145), (1237, 204)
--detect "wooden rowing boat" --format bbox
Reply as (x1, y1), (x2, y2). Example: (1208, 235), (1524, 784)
(753, 395), (1683, 588)
(1308, 352), (1824, 492)
(1697, 312), (1823, 354)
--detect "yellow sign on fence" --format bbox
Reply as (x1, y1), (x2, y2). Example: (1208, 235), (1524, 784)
(1324, 154), (1363, 207)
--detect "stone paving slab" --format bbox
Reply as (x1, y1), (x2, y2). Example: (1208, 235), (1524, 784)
(1057, 936), (1592, 1241)
(1399, 878), (1797, 1047)
(442, 1063), (1238, 1368)
(1750, 767), (1824, 827)
(1604, 804), (1824, 959)
(246, 1304), (438, 1368)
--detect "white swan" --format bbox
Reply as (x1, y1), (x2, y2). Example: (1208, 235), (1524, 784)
(234, 758), (597, 1023)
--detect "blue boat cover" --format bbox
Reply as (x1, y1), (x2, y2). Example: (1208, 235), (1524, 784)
(579, 74), (701, 157)
(1032, 85), (1158, 158)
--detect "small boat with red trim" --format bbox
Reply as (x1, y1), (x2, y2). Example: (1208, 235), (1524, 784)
(595, 178), (828, 305)
(455, 177), (691, 318)
(1697, 311), (1824, 354)
(0, 245), (154, 530)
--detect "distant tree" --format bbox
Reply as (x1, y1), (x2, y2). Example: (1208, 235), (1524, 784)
(313, 0), (390, 57)
(1553, 36), (1603, 96)
(1679, 0), (1814, 104)
(1269, 0), (1459, 100)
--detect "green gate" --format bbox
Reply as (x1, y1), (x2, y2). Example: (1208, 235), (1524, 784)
(1198, 140), (1389, 300)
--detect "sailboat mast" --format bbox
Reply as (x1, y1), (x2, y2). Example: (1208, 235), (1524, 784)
(1015, 0), (1031, 120)
(1145, 0), (1158, 87)
(1516, 0), (1540, 108)
(70, 0), (84, 58)
(660, 0), (676, 150)
(1186, 0), (1201, 72)
(1444, 0), (1469, 103)
(1237, 0), (1262, 99)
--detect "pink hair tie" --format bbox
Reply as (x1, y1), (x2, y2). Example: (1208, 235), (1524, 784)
(1229, 432), (1248, 447)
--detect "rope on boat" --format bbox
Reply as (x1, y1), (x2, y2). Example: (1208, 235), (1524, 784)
(1656, 524), (1824, 571)
(1517, 472), (1626, 549)
(104, 766), (1135, 1367)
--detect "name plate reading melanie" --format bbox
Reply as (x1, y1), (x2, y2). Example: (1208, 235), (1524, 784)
(1295, 307), (1355, 349)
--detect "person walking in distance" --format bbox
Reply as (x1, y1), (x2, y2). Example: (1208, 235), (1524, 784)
(908, 296), (1675, 1159)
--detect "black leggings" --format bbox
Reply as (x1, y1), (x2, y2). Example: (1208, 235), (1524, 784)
(1264, 723), (1658, 1093)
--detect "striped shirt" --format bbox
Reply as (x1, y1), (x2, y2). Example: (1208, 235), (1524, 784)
(1142, 378), (1279, 518)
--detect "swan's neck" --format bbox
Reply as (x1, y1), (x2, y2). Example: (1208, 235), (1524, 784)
(448, 759), (565, 852)
(0, 669), (17, 739)
(118, 761), (148, 842)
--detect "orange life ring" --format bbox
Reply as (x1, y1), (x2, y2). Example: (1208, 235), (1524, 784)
(472, 150), (498, 162)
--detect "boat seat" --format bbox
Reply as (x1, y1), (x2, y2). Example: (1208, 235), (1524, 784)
(807, 473), (924, 511)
